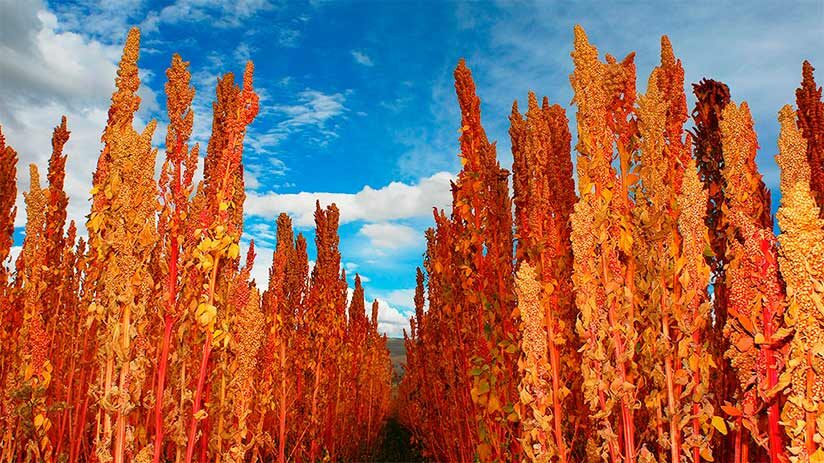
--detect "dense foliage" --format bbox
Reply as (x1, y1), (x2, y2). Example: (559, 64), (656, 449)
(0, 28), (392, 463)
(2, 23), (824, 463)
(398, 26), (824, 463)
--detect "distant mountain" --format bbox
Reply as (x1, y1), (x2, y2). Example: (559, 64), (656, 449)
(386, 337), (406, 380)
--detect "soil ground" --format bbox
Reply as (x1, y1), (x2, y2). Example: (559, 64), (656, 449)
(371, 417), (426, 462)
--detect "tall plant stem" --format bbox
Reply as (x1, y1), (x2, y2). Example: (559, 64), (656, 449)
(152, 316), (175, 463)
(185, 256), (220, 463)
(154, 159), (181, 463)
(278, 342), (287, 463)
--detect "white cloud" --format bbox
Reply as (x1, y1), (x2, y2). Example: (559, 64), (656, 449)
(51, 0), (147, 43)
(247, 222), (276, 243)
(245, 168), (262, 190)
(272, 90), (347, 132)
(1, 7), (119, 113)
(248, 89), (349, 155)
(4, 245), (22, 274)
(373, 298), (410, 338)
(377, 288), (416, 309)
(0, 2), (158, 231)
(351, 50), (374, 67)
(245, 171), (455, 227)
(141, 0), (275, 32)
(233, 42), (253, 64)
(359, 223), (419, 250)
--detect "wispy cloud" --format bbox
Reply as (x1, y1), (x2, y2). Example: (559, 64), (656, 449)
(140, 0), (276, 33)
(52, 0), (148, 43)
(233, 42), (253, 64)
(272, 90), (347, 133)
(246, 89), (348, 154)
(351, 50), (374, 67)
(278, 28), (301, 48)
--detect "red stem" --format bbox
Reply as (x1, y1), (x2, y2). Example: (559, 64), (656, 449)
(691, 329), (703, 463)
(153, 165), (181, 462)
(152, 316), (175, 463)
(762, 303), (784, 462)
(278, 342), (287, 463)
(759, 238), (786, 463)
(547, 290), (568, 462)
(185, 332), (212, 463)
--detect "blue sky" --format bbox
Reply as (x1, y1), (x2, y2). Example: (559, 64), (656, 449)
(1, 0), (822, 336)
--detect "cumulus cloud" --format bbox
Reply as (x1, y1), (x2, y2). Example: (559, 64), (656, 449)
(377, 288), (416, 309)
(359, 223), (419, 250)
(0, 0), (158, 231)
(1, 6), (119, 115)
(373, 298), (411, 338)
(351, 50), (374, 67)
(245, 171), (455, 227)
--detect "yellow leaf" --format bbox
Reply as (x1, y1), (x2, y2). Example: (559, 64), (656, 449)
(689, 354), (699, 372)
(810, 449), (824, 463)
(711, 416), (727, 435)
(197, 303), (217, 327)
(138, 223), (155, 247)
(227, 243), (240, 259)
(87, 213), (102, 233)
(34, 414), (44, 428)
(699, 446), (714, 462)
